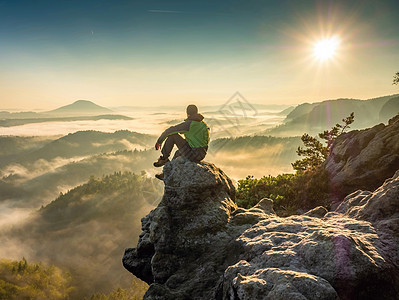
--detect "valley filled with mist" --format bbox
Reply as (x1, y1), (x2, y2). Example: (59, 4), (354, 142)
(2, 0), (399, 297)
(0, 95), (398, 298)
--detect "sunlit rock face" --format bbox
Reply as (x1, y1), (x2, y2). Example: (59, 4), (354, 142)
(325, 114), (399, 205)
(220, 209), (396, 299)
(123, 157), (399, 299)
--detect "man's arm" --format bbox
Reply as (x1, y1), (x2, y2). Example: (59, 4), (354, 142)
(156, 120), (191, 144)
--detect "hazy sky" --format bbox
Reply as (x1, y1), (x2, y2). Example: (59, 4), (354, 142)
(1, 0), (399, 110)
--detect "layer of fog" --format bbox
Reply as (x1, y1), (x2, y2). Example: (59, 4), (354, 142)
(208, 146), (296, 179)
(0, 156), (89, 182)
(0, 151), (159, 208)
(0, 202), (32, 228)
(208, 136), (301, 179)
(0, 148), (162, 297)
(0, 107), (286, 139)
(0, 105), (300, 297)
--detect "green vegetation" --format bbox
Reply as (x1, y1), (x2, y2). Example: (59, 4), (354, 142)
(237, 174), (296, 214)
(0, 258), (73, 299)
(237, 169), (329, 216)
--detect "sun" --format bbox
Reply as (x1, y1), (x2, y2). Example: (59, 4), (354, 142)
(313, 37), (340, 61)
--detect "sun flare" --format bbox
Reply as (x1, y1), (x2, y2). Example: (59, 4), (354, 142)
(313, 37), (340, 61)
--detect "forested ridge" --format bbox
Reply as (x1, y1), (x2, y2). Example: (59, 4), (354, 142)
(1, 172), (163, 299)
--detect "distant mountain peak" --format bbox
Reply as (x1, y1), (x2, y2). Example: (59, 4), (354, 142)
(47, 100), (112, 116)
(72, 99), (95, 105)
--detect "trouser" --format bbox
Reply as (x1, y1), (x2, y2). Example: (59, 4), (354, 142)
(161, 134), (207, 162)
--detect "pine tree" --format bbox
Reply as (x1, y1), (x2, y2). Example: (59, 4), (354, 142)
(292, 112), (355, 172)
(393, 72), (399, 85)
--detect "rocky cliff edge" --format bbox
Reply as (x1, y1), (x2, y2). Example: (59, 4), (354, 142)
(123, 155), (399, 299)
(325, 114), (399, 204)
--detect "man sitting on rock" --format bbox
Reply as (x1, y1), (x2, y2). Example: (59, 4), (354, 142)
(153, 104), (210, 179)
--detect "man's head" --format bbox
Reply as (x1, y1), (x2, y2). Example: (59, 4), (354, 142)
(186, 104), (198, 117)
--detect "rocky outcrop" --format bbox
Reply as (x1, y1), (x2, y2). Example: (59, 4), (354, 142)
(123, 157), (239, 299)
(123, 157), (399, 299)
(325, 114), (399, 204)
(220, 169), (399, 299)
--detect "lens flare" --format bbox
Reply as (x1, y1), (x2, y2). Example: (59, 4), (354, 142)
(313, 37), (340, 61)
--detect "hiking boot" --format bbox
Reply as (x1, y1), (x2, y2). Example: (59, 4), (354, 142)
(155, 173), (164, 180)
(153, 156), (169, 167)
